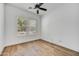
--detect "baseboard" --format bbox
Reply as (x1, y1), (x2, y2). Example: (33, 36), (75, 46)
(40, 39), (79, 54)
(3, 39), (40, 48)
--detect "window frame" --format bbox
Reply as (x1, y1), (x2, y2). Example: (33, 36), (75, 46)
(17, 16), (41, 36)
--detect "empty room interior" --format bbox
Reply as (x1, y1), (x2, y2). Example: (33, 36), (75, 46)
(0, 3), (79, 56)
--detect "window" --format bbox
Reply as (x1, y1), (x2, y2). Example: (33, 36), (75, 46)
(17, 16), (38, 36)
(26, 19), (37, 35)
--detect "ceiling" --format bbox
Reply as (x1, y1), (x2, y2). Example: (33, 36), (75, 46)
(10, 3), (65, 15)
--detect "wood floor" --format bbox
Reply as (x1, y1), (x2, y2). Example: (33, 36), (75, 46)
(1, 39), (79, 56)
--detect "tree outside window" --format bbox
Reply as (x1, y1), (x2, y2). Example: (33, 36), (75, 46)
(17, 16), (26, 34)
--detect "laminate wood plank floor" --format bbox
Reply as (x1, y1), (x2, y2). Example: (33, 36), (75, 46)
(1, 39), (79, 56)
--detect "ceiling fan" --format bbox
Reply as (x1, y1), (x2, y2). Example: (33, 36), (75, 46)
(29, 3), (47, 14)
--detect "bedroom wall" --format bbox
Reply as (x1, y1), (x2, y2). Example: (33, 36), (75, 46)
(5, 4), (41, 46)
(42, 4), (79, 52)
(0, 3), (5, 54)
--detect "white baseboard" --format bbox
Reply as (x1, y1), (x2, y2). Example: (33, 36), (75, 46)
(42, 38), (79, 52)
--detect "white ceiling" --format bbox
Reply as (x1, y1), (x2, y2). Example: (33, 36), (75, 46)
(10, 3), (65, 15)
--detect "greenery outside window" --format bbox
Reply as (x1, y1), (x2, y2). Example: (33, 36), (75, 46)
(17, 16), (38, 36)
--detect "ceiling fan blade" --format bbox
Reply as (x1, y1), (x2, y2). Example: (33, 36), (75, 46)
(38, 3), (44, 7)
(39, 7), (47, 11)
(34, 4), (38, 9)
(34, 3), (43, 9)
(37, 10), (39, 14)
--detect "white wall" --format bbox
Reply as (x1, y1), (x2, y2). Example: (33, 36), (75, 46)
(0, 3), (5, 54)
(5, 4), (41, 46)
(42, 4), (79, 52)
